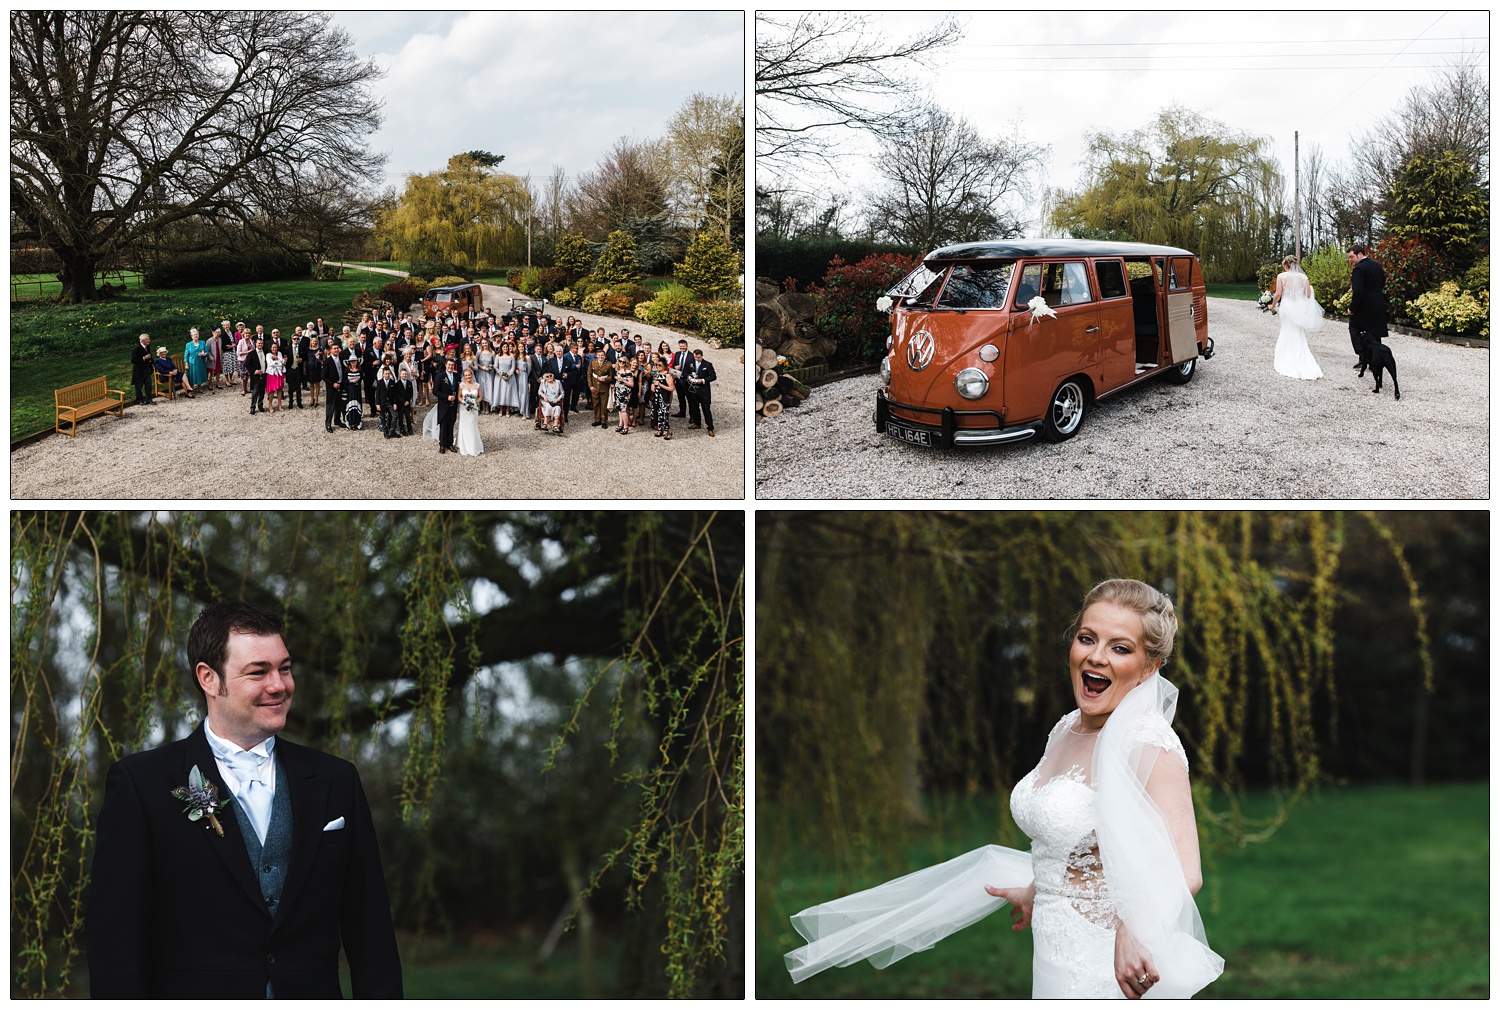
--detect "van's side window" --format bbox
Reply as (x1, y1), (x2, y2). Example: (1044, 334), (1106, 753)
(1094, 260), (1128, 299)
(1169, 258), (1192, 290)
(1014, 263), (1042, 307)
(935, 262), (1014, 309)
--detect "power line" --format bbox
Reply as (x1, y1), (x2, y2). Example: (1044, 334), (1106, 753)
(1312, 12), (1450, 127)
(958, 34), (1482, 48)
(950, 50), (1475, 62)
(947, 64), (1464, 73)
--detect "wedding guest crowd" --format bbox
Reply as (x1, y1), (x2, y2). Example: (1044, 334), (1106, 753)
(127, 306), (719, 450)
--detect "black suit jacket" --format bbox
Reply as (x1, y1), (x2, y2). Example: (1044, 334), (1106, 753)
(86, 728), (401, 998)
(131, 343), (154, 384)
(433, 371), (459, 420)
(1349, 257), (1387, 339)
(685, 359), (717, 402)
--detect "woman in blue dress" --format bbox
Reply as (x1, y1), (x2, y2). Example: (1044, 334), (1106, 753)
(184, 329), (209, 390)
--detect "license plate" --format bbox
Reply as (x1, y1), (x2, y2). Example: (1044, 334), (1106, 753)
(885, 418), (933, 447)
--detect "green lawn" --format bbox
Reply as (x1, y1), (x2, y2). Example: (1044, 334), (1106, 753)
(757, 783), (1488, 999)
(1206, 283), (1262, 300)
(11, 271), (146, 302)
(10, 269), (390, 441)
(340, 930), (622, 998)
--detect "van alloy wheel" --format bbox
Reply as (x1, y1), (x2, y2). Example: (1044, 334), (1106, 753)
(1042, 378), (1086, 443)
(1164, 357), (1196, 385)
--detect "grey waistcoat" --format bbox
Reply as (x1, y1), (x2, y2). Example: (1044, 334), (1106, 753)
(231, 755), (292, 998)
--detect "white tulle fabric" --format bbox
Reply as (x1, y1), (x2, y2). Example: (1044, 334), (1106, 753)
(785, 675), (1223, 998)
(1274, 270), (1325, 380)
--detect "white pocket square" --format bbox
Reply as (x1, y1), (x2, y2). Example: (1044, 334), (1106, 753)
(322, 817), (345, 832)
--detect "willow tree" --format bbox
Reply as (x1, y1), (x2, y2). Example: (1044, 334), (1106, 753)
(756, 510), (1461, 904)
(1050, 106), (1285, 282)
(11, 511), (743, 998)
(378, 153), (532, 269)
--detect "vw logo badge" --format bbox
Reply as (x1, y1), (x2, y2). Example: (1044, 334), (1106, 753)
(906, 330), (935, 371)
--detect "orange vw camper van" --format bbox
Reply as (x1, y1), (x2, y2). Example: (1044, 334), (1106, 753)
(875, 240), (1213, 448)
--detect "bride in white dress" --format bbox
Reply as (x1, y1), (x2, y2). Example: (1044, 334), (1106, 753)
(1271, 255), (1325, 380)
(456, 366), (484, 456)
(785, 580), (1222, 999)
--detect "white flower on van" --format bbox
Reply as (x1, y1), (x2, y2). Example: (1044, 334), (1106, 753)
(876, 296), (893, 313)
(1027, 295), (1056, 324)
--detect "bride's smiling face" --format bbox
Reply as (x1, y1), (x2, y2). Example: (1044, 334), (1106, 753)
(1070, 601), (1158, 730)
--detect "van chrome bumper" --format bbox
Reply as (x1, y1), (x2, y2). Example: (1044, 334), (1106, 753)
(875, 390), (1039, 449)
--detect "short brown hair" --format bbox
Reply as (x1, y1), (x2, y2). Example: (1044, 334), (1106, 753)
(186, 601), (284, 700)
(1068, 579), (1177, 670)
(1348, 243), (1367, 257)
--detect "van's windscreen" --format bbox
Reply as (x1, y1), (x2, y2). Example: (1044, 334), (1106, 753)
(936, 262), (1014, 309)
(888, 264), (943, 304)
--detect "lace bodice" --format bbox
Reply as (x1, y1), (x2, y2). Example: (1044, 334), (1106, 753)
(1009, 710), (1187, 925)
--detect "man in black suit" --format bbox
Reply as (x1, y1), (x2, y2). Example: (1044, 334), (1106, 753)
(670, 339), (693, 417)
(1347, 244), (1387, 364)
(527, 343), (545, 426)
(395, 365), (416, 436)
(323, 340), (346, 432)
(433, 358), (460, 453)
(85, 601), (402, 998)
(290, 328), (312, 409)
(131, 332), (156, 405)
(684, 349), (717, 436)
(245, 337), (267, 414)
(563, 341), (586, 414)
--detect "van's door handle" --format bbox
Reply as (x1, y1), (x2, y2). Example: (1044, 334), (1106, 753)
(1085, 326), (1100, 333)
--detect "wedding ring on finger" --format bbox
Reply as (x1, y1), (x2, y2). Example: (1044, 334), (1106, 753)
(1137, 975), (1149, 986)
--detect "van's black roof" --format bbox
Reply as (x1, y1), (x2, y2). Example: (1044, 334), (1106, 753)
(425, 283), (481, 292)
(925, 239), (1195, 262)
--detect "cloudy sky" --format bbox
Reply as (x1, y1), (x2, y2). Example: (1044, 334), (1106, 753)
(333, 11), (745, 190)
(758, 10), (1489, 231)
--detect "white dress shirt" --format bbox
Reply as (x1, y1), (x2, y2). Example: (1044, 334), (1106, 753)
(203, 720), (277, 845)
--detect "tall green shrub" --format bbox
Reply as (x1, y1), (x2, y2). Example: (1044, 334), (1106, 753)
(812, 253), (922, 363)
(591, 230), (641, 286)
(674, 231), (740, 298)
(1302, 243), (1351, 308)
(554, 233), (596, 278)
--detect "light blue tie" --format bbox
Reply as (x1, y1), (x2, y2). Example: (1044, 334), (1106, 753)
(225, 750), (273, 845)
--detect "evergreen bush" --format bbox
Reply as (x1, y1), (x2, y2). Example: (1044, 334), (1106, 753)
(1373, 236), (1446, 325)
(674, 231), (740, 298)
(811, 252), (923, 363)
(406, 259), (466, 283)
(638, 283), (701, 329)
(1302, 243), (1351, 308)
(695, 300), (744, 346)
(590, 230), (642, 286)
(431, 275), (469, 287)
(554, 233), (596, 278)
(1407, 282), (1488, 338)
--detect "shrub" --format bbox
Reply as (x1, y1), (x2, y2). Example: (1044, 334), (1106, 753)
(431, 275), (468, 287)
(532, 267), (571, 299)
(507, 267), (525, 288)
(638, 283), (701, 329)
(590, 230), (641, 286)
(572, 278), (604, 300)
(1302, 243), (1351, 308)
(406, 277), (430, 292)
(757, 233), (921, 289)
(552, 287), (577, 308)
(1255, 261), (1281, 293)
(379, 279), (424, 306)
(581, 289), (607, 314)
(694, 299), (744, 346)
(1373, 236), (1446, 325)
(674, 230), (741, 298)
(1407, 281), (1489, 338)
(811, 252), (923, 363)
(11, 247), (63, 276)
(143, 248), (310, 289)
(554, 233), (595, 277)
(406, 259), (466, 282)
(517, 265), (543, 296)
(1459, 256), (1489, 296)
(611, 281), (654, 312)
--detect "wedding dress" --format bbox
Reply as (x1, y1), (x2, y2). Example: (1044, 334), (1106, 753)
(786, 675), (1223, 998)
(456, 396), (484, 456)
(1274, 270), (1325, 380)
(420, 404), (440, 442)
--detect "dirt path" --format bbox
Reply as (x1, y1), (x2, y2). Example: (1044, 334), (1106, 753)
(12, 283), (745, 500)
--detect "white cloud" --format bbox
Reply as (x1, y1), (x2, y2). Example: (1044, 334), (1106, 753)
(336, 11), (744, 188)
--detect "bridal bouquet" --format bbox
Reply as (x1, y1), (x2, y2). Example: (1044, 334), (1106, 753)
(462, 392), (478, 412)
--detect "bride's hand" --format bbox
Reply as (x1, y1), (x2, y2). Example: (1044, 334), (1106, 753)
(983, 882), (1034, 931)
(1113, 919), (1159, 999)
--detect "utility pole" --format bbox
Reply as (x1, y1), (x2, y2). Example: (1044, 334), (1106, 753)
(1293, 131), (1301, 262)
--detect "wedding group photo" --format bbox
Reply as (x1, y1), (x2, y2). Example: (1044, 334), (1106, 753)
(755, 510), (1487, 999)
(10, 11), (746, 500)
(12, 511), (745, 998)
(752, 11), (1488, 500)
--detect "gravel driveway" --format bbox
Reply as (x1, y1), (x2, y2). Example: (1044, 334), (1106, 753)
(12, 283), (744, 500)
(755, 297), (1487, 499)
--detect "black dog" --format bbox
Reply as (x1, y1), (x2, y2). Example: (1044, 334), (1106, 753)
(1356, 337), (1400, 399)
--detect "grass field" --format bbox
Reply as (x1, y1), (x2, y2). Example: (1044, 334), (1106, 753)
(11, 271), (147, 302)
(340, 930), (622, 998)
(1207, 283), (1262, 300)
(757, 782), (1488, 999)
(9, 268), (391, 441)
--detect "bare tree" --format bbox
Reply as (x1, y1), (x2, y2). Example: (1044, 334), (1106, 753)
(867, 104), (1047, 251)
(9, 11), (384, 302)
(565, 137), (672, 241)
(1360, 53), (1490, 193)
(755, 13), (963, 169)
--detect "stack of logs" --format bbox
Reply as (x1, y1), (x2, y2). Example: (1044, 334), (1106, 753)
(754, 344), (811, 419)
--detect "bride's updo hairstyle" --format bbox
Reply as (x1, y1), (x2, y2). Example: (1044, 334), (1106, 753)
(1282, 255), (1299, 270)
(1067, 578), (1178, 670)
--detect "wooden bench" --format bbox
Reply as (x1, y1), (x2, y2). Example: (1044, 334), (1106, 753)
(55, 376), (126, 438)
(152, 353), (186, 400)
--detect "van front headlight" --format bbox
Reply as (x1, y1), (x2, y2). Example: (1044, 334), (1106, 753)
(880, 355), (892, 386)
(954, 368), (988, 399)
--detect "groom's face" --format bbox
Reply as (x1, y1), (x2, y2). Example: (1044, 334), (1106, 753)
(199, 631), (294, 749)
